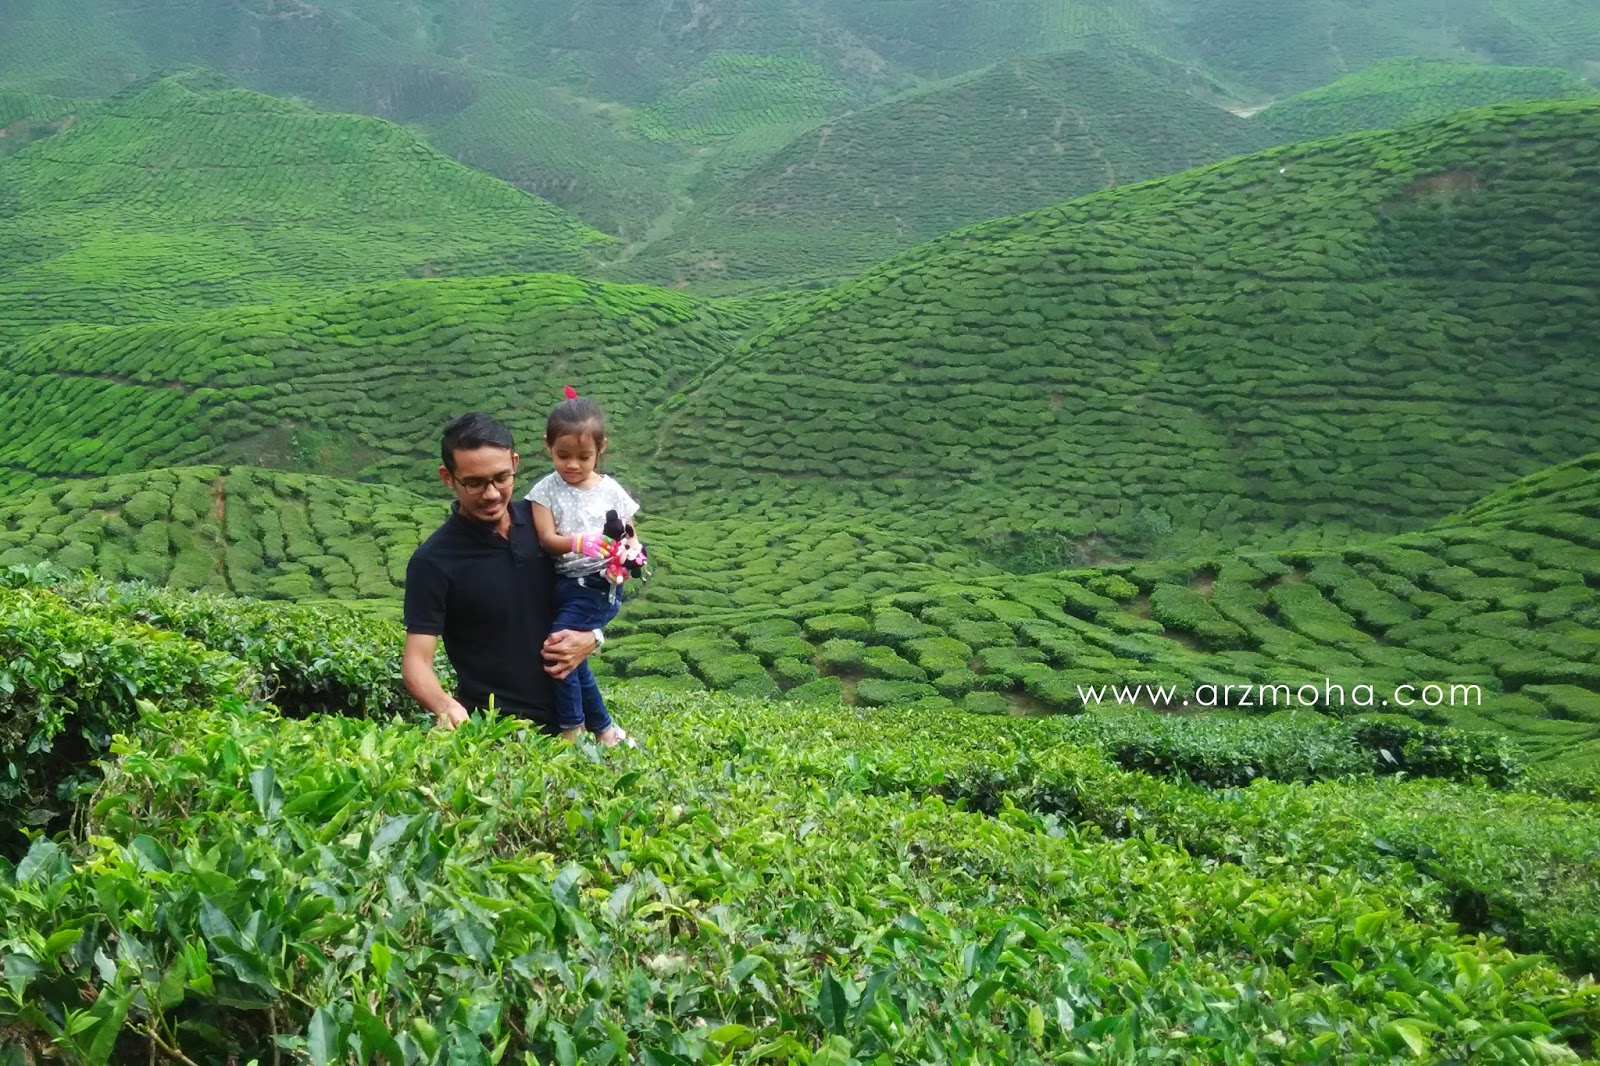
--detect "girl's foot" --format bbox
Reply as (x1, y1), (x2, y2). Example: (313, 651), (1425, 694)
(595, 725), (634, 748)
(558, 726), (583, 743)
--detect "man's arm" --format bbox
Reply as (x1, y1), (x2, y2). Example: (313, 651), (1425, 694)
(402, 632), (469, 729)
(542, 628), (598, 681)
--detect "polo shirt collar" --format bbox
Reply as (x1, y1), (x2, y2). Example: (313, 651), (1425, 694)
(448, 500), (526, 542)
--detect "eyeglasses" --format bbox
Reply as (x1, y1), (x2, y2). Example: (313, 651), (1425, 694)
(453, 470), (515, 494)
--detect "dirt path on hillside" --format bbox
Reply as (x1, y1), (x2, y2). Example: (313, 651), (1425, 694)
(212, 472), (232, 591)
(1226, 102), (1274, 118)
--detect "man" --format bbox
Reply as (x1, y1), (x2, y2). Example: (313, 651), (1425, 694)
(401, 412), (610, 738)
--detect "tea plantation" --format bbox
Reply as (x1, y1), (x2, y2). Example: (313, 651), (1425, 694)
(1256, 58), (1599, 143)
(416, 72), (685, 243)
(652, 99), (1600, 554)
(0, 91), (89, 159)
(7, 96), (1599, 556)
(5, 448), (1599, 772)
(4, 6), (1600, 1060)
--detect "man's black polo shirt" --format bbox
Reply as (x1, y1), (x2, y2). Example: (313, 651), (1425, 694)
(404, 499), (560, 725)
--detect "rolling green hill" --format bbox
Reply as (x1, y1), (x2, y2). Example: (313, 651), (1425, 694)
(624, 52), (1276, 287)
(0, 272), (748, 496)
(6, 450), (1598, 766)
(649, 99), (1600, 556)
(1257, 57), (1597, 142)
(0, 70), (609, 344)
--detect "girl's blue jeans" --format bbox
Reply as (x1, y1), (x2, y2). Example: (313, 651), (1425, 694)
(552, 574), (621, 732)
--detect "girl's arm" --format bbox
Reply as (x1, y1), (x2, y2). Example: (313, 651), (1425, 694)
(531, 501), (581, 556)
(533, 501), (606, 558)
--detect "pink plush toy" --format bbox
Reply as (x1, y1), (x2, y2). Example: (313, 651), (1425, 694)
(600, 508), (648, 587)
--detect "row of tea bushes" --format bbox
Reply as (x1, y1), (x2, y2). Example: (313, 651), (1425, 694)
(625, 451), (1600, 765)
(0, 90), (87, 158)
(634, 54), (852, 146)
(0, 467), (445, 599)
(0, 469), (968, 603)
(2, 690), (1595, 1062)
(1, 558), (1530, 871)
(750, 697), (1599, 973)
(3, 450), (1597, 765)
(419, 69), (682, 241)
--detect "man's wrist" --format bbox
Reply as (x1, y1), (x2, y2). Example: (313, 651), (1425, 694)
(591, 628), (605, 649)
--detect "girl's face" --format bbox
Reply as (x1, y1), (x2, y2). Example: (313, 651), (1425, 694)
(547, 429), (604, 487)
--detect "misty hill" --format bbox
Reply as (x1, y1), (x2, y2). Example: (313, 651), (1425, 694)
(6, 1), (1600, 248)
(1257, 57), (1597, 142)
(12, 0), (1595, 103)
(0, 272), (747, 496)
(648, 99), (1600, 558)
(0, 70), (608, 342)
(626, 52), (1275, 287)
(418, 72), (682, 240)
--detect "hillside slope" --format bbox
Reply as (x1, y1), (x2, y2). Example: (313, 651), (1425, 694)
(1256, 57), (1596, 142)
(626, 52), (1275, 287)
(0, 70), (608, 343)
(0, 90), (90, 158)
(0, 273), (746, 495)
(649, 99), (1600, 554)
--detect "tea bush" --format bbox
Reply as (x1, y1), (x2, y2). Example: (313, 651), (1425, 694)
(6, 447), (1598, 767)
(1, 691), (1596, 1062)
(0, 585), (255, 846)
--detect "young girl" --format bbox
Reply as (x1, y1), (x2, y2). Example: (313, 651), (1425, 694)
(527, 390), (638, 747)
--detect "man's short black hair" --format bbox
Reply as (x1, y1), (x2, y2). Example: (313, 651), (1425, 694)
(441, 412), (515, 472)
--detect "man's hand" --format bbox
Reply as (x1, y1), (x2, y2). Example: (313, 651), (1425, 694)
(434, 699), (470, 731)
(543, 628), (598, 680)
(404, 632), (473, 730)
